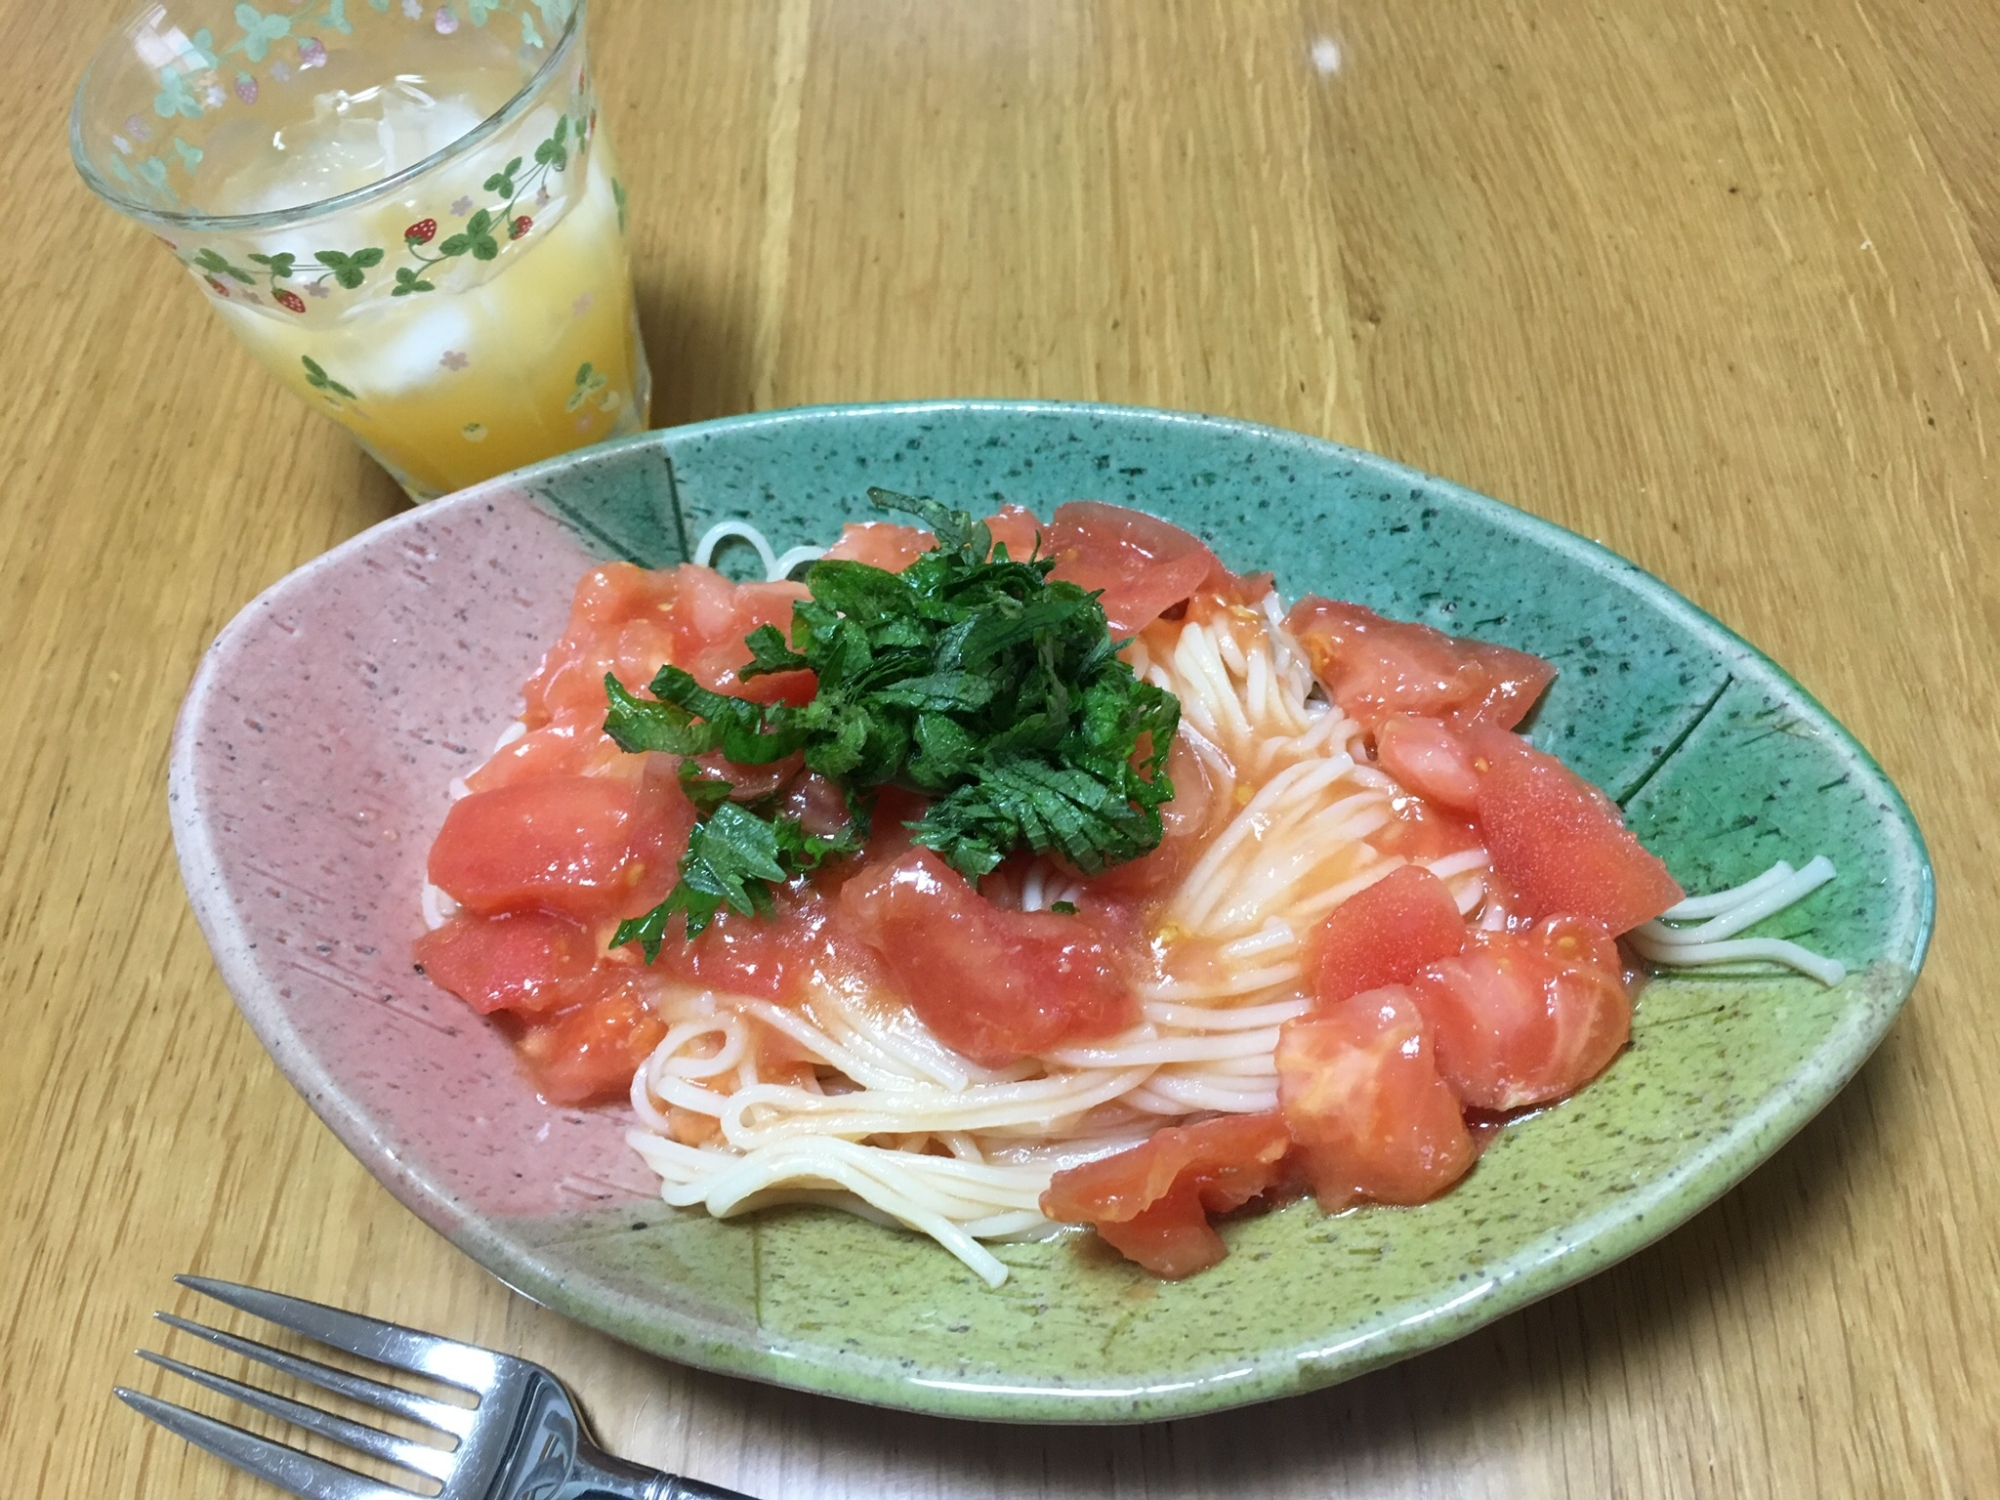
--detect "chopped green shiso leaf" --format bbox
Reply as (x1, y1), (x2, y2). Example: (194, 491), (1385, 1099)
(604, 488), (1181, 958)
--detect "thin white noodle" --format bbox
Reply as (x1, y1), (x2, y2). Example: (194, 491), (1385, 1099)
(648, 1018), (747, 1081)
(716, 1069), (1154, 1144)
(1173, 757), (1357, 928)
(1626, 933), (1848, 987)
(1045, 1027), (1286, 1068)
(632, 1135), (1018, 1285)
(941, 1132), (986, 1163)
(1215, 623), (1249, 676)
(1126, 1077), (1280, 1114)
(1246, 640), (1270, 725)
(1658, 862), (1797, 921)
(419, 882), (458, 932)
(818, 990), (1003, 1092)
(1283, 858), (1406, 928)
(770, 544), (827, 580)
(1639, 857), (1837, 945)
(1021, 863), (1049, 914)
(1141, 963), (1304, 1003)
(735, 998), (925, 1093)
(1349, 762), (1400, 792)
(693, 520), (779, 578)
(1423, 849), (1492, 880)
(1442, 872), (1488, 917)
(1220, 919), (1297, 963)
(1142, 997), (1311, 1031)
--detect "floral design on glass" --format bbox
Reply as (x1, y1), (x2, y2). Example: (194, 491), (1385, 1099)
(179, 109), (591, 308)
(392, 117), (573, 295)
(300, 356), (358, 404)
(113, 0), (577, 202)
(190, 246), (385, 312)
(565, 361), (610, 412)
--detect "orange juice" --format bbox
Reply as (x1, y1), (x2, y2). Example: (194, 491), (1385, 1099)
(187, 44), (647, 498)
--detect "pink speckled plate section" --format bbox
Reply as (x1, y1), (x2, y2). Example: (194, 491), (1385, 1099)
(169, 488), (656, 1228)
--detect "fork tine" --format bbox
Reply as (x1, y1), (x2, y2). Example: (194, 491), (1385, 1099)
(138, 1351), (456, 1484)
(178, 1275), (504, 1391)
(114, 1387), (415, 1500)
(156, 1312), (476, 1439)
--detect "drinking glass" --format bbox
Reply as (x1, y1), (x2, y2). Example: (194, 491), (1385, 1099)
(71, 0), (650, 501)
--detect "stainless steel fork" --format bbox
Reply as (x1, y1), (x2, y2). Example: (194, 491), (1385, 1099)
(116, 1276), (755, 1500)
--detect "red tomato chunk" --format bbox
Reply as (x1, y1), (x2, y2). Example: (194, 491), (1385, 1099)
(647, 890), (878, 1007)
(413, 910), (598, 1016)
(983, 503), (1045, 562)
(1305, 863), (1468, 1011)
(1366, 792), (1484, 867)
(1411, 915), (1632, 1110)
(1465, 727), (1682, 934)
(1375, 713), (1482, 813)
(839, 847), (1140, 1066)
(1278, 988), (1476, 1210)
(1287, 597), (1556, 733)
(1045, 501), (1232, 637)
(464, 710), (628, 793)
(426, 773), (692, 923)
(822, 520), (935, 572)
(1041, 1113), (1294, 1278)
(518, 979), (667, 1105)
(521, 562), (812, 730)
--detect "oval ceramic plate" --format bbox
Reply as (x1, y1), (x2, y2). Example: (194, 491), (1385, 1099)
(170, 402), (1931, 1422)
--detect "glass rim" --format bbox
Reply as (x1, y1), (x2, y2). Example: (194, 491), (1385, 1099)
(69, 1), (587, 235)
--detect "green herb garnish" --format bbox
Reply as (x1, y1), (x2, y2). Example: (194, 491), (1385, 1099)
(604, 488), (1180, 957)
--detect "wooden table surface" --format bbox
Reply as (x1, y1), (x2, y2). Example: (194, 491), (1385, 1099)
(6, 1), (1997, 1494)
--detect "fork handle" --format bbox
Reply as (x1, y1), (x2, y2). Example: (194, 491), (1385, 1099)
(575, 1443), (760, 1499)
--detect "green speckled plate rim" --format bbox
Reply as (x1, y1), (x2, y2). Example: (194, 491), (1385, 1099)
(451, 401), (1932, 1422)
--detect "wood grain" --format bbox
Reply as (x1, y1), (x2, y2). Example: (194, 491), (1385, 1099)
(3, 1), (1995, 1494)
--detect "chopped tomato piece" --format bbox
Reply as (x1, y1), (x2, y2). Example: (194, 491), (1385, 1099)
(1376, 714), (1481, 812)
(983, 504), (1045, 562)
(1286, 597), (1556, 733)
(1277, 988), (1476, 1210)
(814, 508), (1049, 572)
(519, 979), (666, 1104)
(1305, 865), (1467, 1010)
(822, 520), (934, 572)
(464, 708), (631, 794)
(839, 847), (1140, 1065)
(667, 565), (814, 706)
(1465, 727), (1682, 933)
(1366, 792), (1484, 867)
(1045, 501), (1229, 636)
(427, 772), (692, 922)
(520, 562), (679, 728)
(774, 768), (855, 838)
(1041, 1113), (1293, 1278)
(413, 910), (599, 1016)
(1410, 915), (1632, 1109)
(521, 563), (812, 728)
(1181, 569), (1277, 617)
(646, 889), (878, 1006)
